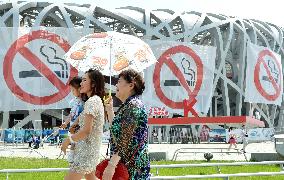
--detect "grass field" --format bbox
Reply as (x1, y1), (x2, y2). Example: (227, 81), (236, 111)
(0, 157), (283, 179)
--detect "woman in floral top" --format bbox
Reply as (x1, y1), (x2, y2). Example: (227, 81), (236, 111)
(103, 69), (150, 180)
(61, 69), (105, 180)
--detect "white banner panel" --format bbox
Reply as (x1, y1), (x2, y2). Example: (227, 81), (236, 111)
(0, 27), (92, 111)
(225, 128), (274, 143)
(245, 43), (283, 105)
(142, 41), (216, 115)
(247, 128), (275, 142)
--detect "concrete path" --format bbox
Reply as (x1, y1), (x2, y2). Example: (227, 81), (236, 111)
(0, 142), (276, 162)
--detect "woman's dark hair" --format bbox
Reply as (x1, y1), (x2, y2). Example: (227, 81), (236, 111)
(69, 76), (82, 89)
(118, 69), (145, 95)
(86, 69), (105, 100)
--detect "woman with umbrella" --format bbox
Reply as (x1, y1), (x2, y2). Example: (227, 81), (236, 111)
(64, 31), (156, 179)
(103, 69), (150, 179)
(61, 69), (105, 180)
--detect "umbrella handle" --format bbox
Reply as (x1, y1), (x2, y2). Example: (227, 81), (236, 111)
(108, 37), (112, 100)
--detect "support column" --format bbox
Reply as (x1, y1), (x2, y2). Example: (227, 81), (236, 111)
(149, 125), (153, 143)
(2, 112), (9, 129)
(165, 125), (170, 143)
(52, 117), (57, 127)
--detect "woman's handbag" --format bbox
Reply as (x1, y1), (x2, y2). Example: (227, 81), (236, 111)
(95, 132), (146, 180)
(95, 159), (129, 180)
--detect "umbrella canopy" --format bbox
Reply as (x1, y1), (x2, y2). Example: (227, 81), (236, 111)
(64, 31), (156, 76)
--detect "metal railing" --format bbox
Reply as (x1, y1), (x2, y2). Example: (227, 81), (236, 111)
(171, 147), (248, 161)
(1, 161), (284, 179)
(151, 161), (284, 175)
(0, 168), (69, 180)
(150, 171), (284, 179)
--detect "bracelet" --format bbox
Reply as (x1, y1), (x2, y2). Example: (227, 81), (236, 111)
(108, 160), (117, 168)
(69, 136), (76, 144)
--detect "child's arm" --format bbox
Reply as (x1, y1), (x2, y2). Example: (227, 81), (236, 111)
(71, 117), (80, 127)
(69, 117), (80, 134)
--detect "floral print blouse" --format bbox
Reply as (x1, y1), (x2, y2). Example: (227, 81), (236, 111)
(110, 95), (150, 180)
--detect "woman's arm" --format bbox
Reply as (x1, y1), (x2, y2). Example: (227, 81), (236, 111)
(61, 96), (102, 153)
(108, 153), (121, 166)
(71, 96), (102, 141)
(102, 153), (121, 179)
(70, 114), (93, 142)
(61, 114), (94, 154)
(61, 114), (94, 150)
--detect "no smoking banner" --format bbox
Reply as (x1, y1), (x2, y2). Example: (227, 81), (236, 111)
(143, 42), (216, 115)
(3, 30), (77, 105)
(153, 45), (203, 109)
(0, 28), (92, 111)
(245, 43), (283, 105)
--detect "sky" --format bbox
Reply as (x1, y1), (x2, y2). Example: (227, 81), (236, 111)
(9, 0), (284, 28)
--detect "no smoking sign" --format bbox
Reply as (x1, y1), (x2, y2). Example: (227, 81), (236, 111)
(254, 49), (282, 101)
(3, 30), (77, 105)
(153, 45), (203, 114)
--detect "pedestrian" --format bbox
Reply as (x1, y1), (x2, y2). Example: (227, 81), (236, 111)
(227, 127), (238, 152)
(61, 69), (105, 180)
(27, 134), (33, 148)
(103, 69), (150, 179)
(241, 125), (248, 153)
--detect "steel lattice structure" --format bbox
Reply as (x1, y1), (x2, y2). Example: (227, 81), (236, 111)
(0, 1), (284, 130)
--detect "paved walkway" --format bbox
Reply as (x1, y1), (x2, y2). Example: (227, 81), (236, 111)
(0, 141), (276, 161)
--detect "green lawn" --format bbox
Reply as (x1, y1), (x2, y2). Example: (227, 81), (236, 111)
(0, 158), (283, 180)
(0, 157), (68, 180)
(152, 160), (283, 180)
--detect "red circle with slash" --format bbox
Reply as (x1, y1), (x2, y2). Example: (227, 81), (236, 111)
(153, 45), (203, 109)
(3, 30), (78, 105)
(254, 49), (282, 101)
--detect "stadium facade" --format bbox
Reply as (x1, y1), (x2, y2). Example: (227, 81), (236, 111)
(0, 1), (283, 133)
